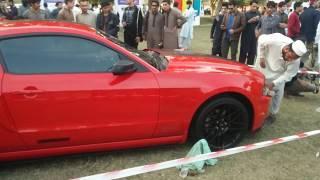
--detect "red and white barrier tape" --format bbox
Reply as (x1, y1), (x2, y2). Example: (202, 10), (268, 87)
(73, 130), (320, 180)
(298, 70), (320, 75)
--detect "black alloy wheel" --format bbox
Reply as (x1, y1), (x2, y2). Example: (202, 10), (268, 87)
(193, 97), (249, 150)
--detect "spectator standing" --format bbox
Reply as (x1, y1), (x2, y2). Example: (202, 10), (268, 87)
(287, 1), (303, 40)
(161, 0), (186, 50)
(239, 0), (260, 65)
(179, 0), (195, 49)
(18, 0), (29, 18)
(76, 0), (96, 28)
(255, 33), (307, 123)
(0, 0), (9, 19)
(173, 1), (183, 48)
(220, 0), (246, 60)
(255, 1), (280, 36)
(50, 2), (63, 19)
(276, 1), (288, 35)
(0, 0), (18, 20)
(43, 2), (50, 18)
(143, 0), (164, 49)
(96, 0), (120, 37)
(7, 0), (18, 19)
(23, 0), (49, 20)
(284, 0), (292, 15)
(122, 0), (143, 49)
(300, 0), (320, 68)
(210, 2), (228, 56)
(57, 0), (75, 22)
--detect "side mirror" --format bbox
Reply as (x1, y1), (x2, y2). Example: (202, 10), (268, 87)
(111, 60), (137, 75)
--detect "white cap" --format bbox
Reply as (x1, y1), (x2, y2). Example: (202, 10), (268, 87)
(292, 40), (307, 57)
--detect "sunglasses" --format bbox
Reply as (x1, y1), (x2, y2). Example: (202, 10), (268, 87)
(152, 4), (158, 6)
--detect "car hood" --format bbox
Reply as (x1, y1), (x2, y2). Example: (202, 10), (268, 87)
(164, 54), (261, 77)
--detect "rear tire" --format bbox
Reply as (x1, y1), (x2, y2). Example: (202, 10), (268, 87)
(192, 97), (249, 150)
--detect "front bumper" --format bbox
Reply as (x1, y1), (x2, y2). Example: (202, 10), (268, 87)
(251, 95), (271, 131)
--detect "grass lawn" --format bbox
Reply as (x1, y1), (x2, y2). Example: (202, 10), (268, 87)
(1, 20), (320, 180)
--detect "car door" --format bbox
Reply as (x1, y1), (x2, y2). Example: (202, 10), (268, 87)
(0, 35), (159, 149)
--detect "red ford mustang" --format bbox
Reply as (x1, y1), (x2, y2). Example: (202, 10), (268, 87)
(0, 21), (270, 161)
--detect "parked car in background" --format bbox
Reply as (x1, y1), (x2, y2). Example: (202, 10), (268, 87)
(0, 20), (270, 161)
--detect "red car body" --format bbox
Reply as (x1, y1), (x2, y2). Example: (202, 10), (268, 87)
(0, 21), (270, 161)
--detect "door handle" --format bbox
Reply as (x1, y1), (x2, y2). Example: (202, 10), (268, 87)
(21, 86), (43, 98)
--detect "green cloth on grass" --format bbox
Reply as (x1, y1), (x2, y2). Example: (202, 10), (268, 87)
(177, 139), (218, 173)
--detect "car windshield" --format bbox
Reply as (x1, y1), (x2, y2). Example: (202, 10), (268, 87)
(96, 30), (168, 71)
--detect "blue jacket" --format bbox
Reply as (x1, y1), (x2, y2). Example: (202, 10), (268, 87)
(300, 7), (320, 42)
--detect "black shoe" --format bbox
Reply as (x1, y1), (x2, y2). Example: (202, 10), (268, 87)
(264, 114), (277, 125)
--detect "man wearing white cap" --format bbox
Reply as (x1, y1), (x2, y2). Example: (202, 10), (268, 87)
(255, 33), (307, 124)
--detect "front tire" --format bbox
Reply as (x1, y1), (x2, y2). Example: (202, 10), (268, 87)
(192, 97), (249, 150)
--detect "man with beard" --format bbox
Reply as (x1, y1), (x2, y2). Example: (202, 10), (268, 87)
(143, 0), (164, 49)
(239, 0), (260, 65)
(255, 33), (307, 124)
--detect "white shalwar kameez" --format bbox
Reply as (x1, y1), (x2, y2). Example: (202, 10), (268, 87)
(179, 7), (195, 49)
(255, 33), (300, 115)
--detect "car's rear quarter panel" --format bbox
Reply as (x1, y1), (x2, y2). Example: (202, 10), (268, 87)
(0, 64), (26, 153)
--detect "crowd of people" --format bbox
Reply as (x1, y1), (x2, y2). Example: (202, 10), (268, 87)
(210, 0), (319, 122)
(211, 0), (320, 69)
(0, 0), (196, 50)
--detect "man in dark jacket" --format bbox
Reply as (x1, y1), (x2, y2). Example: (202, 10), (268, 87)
(50, 2), (63, 19)
(210, 2), (228, 56)
(97, 0), (120, 38)
(300, 0), (320, 68)
(239, 0), (260, 65)
(220, 0), (246, 60)
(122, 0), (143, 49)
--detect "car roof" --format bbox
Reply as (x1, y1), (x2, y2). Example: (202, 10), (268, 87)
(0, 20), (97, 36)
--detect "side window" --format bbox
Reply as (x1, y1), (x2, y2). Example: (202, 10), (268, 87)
(0, 36), (122, 74)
